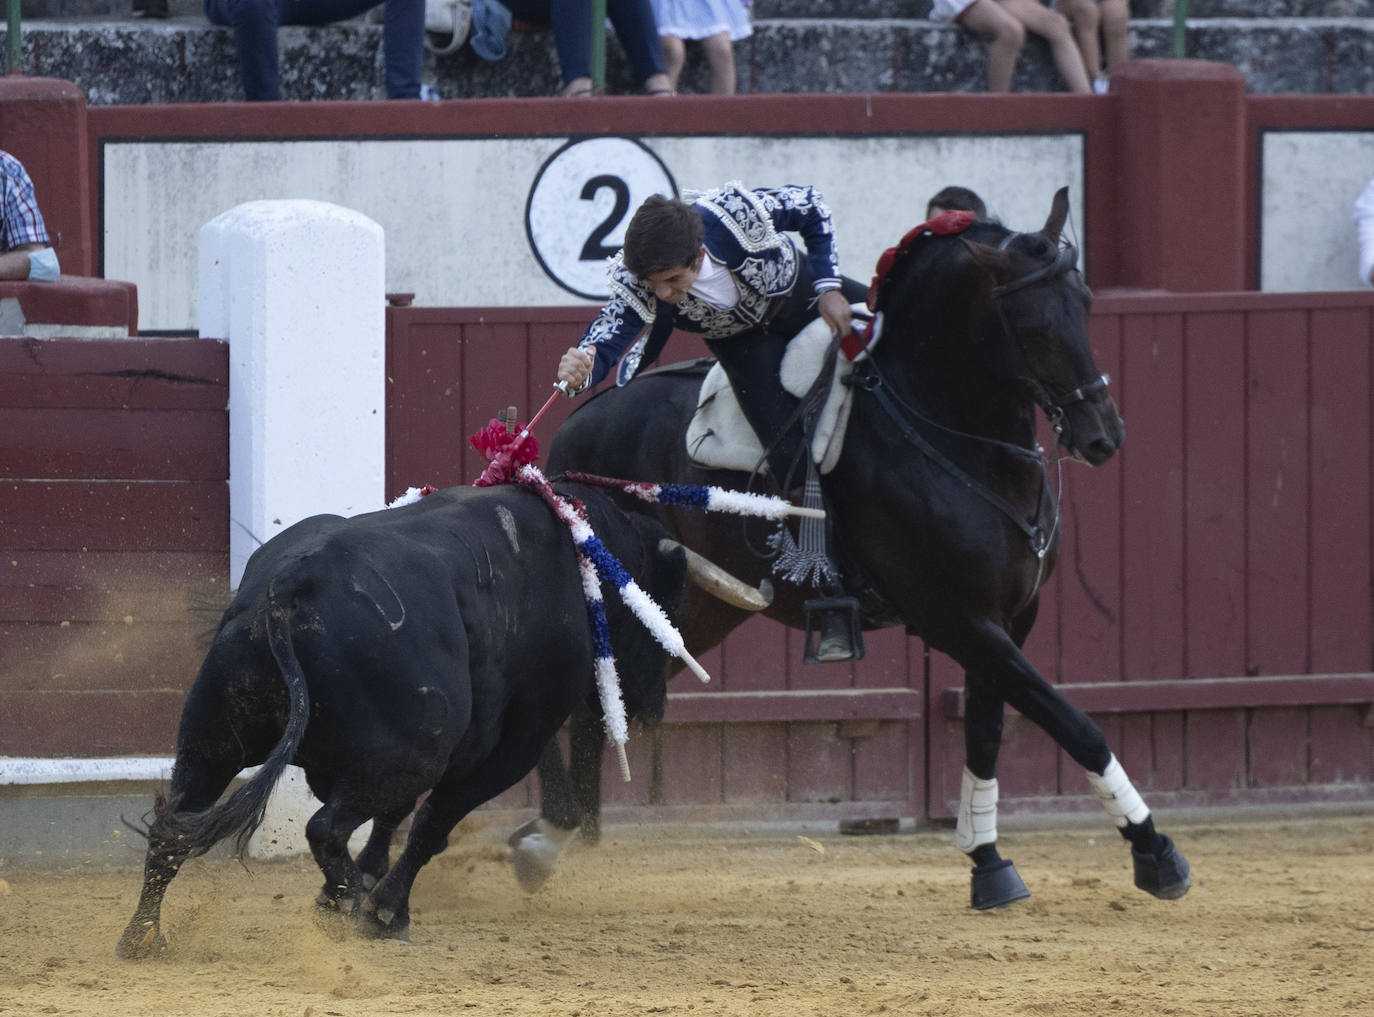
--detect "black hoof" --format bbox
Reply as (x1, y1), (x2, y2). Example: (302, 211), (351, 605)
(1133, 834), (1191, 900)
(970, 857), (1030, 910)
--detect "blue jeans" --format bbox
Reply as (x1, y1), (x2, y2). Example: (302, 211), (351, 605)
(503, 0), (665, 88)
(204, 0), (424, 101)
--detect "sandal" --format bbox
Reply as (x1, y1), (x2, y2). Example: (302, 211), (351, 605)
(647, 88), (676, 96)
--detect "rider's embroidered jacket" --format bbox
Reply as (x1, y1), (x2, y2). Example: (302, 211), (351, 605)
(574, 182), (843, 391)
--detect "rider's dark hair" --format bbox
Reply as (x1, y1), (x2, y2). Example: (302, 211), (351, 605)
(623, 195), (704, 279)
(926, 185), (988, 221)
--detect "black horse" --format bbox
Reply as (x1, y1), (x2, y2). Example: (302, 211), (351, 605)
(513, 188), (1190, 909)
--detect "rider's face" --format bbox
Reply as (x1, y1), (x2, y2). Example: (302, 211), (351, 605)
(645, 248), (705, 304)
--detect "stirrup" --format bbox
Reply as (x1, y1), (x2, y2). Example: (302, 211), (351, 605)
(802, 596), (865, 664)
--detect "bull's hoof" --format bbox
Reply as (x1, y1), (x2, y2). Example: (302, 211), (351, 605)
(315, 888), (361, 914)
(1133, 834), (1191, 900)
(507, 818), (575, 894)
(115, 920), (166, 959)
(358, 897), (410, 941)
(970, 858), (1031, 910)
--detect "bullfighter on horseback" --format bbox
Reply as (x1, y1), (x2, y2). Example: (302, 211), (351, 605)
(556, 181), (868, 661)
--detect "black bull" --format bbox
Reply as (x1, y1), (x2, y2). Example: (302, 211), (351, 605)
(116, 482), (686, 957)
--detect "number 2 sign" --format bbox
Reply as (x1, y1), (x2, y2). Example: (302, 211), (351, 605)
(525, 137), (678, 301)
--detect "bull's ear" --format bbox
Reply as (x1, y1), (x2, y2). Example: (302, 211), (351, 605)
(1043, 187), (1070, 244)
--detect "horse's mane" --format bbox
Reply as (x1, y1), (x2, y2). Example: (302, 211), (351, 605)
(871, 217), (1011, 328)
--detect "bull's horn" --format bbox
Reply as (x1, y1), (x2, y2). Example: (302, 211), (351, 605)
(660, 539), (774, 612)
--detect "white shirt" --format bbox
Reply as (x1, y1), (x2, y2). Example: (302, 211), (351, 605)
(688, 251), (739, 309)
(1355, 176), (1374, 288)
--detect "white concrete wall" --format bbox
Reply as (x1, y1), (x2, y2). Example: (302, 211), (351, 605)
(200, 199), (387, 587)
(103, 134), (1084, 331)
(1261, 130), (1374, 292)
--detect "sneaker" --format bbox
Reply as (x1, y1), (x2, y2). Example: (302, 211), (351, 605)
(1093, 76), (1110, 95)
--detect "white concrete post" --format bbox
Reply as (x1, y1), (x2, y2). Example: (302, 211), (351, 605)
(200, 201), (385, 859)
(200, 199), (387, 589)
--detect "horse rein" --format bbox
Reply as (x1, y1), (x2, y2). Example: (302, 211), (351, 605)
(845, 363), (1055, 562)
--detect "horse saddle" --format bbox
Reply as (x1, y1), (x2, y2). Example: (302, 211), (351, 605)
(685, 304), (881, 476)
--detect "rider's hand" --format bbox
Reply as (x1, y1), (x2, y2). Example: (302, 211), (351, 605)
(557, 346), (595, 392)
(817, 289), (853, 338)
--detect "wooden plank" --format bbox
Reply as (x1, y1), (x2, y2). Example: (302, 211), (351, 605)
(717, 613), (790, 694)
(461, 321), (530, 485)
(386, 319), (468, 497)
(1308, 308), (1373, 673)
(0, 407), (227, 481)
(1055, 312), (1124, 685)
(850, 626), (914, 691)
(1146, 712), (1186, 791)
(941, 674), (1374, 717)
(1309, 706), (1373, 785)
(851, 720), (913, 805)
(785, 723), (852, 803)
(1184, 709), (1246, 790)
(1183, 310), (1248, 678)
(1247, 707), (1309, 787)
(1244, 308), (1310, 676)
(925, 646), (965, 819)
(1119, 311), (1186, 682)
(667, 687), (921, 725)
(0, 689), (185, 756)
(0, 481), (227, 552)
(997, 714), (1060, 798)
(657, 724), (724, 806)
(0, 337), (228, 410)
(0, 620), (204, 693)
(1, 550), (228, 623)
(722, 723), (788, 804)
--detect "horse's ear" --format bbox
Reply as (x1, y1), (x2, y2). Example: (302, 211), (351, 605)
(1043, 187), (1070, 243)
(962, 239), (1014, 281)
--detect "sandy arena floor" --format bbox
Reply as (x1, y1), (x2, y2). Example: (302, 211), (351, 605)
(1, 811), (1371, 1017)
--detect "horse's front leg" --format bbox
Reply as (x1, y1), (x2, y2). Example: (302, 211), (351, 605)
(953, 620), (1191, 903)
(959, 679), (1032, 909)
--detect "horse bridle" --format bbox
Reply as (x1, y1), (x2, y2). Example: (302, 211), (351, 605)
(987, 237), (1111, 440)
(844, 234), (1103, 583)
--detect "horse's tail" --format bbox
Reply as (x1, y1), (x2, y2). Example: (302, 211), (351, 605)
(149, 580), (312, 860)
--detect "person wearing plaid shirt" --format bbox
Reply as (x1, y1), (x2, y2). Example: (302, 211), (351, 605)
(0, 150), (60, 281)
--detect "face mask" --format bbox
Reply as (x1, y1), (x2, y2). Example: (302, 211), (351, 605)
(27, 247), (60, 281)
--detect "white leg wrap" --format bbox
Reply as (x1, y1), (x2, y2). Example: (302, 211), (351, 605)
(956, 767), (999, 853)
(1086, 754), (1150, 828)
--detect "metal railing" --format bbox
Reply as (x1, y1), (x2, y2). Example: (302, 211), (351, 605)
(7, 0), (21, 75)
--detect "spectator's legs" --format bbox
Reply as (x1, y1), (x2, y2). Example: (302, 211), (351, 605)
(606, 0), (671, 92)
(995, 0), (1092, 93)
(279, 0), (422, 97)
(957, 0), (1024, 94)
(1099, 0), (1130, 74)
(541, 0), (595, 91)
(205, 0), (284, 101)
(660, 33), (686, 91)
(700, 30), (737, 95)
(1057, 0), (1101, 82)
(380, 0), (424, 98)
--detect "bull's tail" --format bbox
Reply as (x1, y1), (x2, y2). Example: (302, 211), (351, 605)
(151, 582), (312, 860)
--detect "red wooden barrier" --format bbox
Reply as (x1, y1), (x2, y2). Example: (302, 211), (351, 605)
(5, 289), (1371, 825)
(0, 337), (228, 756)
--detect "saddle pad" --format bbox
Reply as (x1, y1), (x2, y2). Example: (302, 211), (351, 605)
(684, 306), (865, 476)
